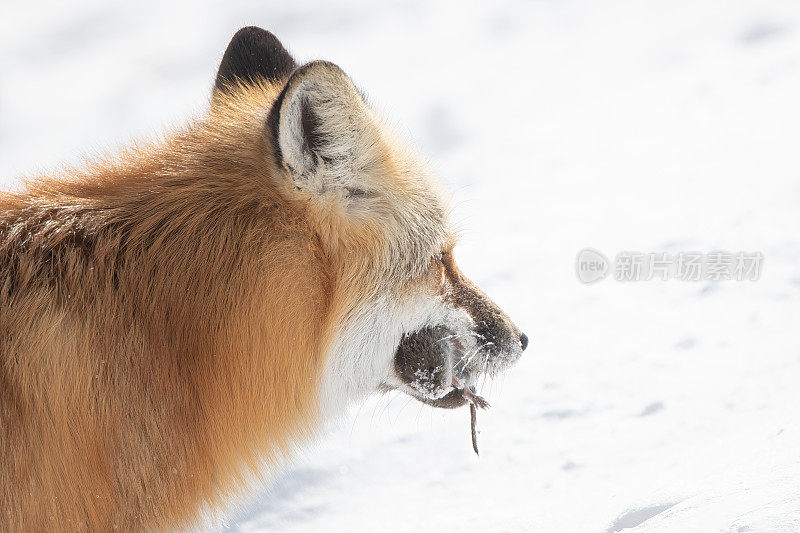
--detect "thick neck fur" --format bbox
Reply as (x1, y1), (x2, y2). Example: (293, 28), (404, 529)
(0, 85), (339, 530)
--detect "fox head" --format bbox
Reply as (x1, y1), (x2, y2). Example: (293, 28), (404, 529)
(0, 27), (530, 530)
(215, 27), (527, 416)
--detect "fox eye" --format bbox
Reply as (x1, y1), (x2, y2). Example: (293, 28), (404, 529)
(434, 253), (444, 263)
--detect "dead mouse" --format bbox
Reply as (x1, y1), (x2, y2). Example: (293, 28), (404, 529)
(394, 326), (491, 455)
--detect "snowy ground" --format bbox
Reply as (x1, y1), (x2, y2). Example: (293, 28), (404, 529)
(2, 1), (800, 531)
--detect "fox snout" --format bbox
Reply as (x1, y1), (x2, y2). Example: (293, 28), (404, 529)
(392, 251), (527, 408)
(446, 274), (528, 375)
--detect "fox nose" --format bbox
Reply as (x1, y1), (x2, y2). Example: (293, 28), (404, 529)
(519, 333), (529, 351)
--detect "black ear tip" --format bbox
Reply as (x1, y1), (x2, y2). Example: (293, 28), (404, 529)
(215, 26), (297, 93)
(230, 26), (279, 49)
(234, 25), (267, 35)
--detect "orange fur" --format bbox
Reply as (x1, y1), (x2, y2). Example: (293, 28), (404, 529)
(0, 48), (518, 529)
(0, 82), (349, 530)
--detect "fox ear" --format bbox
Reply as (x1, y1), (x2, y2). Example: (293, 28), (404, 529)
(214, 26), (296, 94)
(270, 61), (380, 203)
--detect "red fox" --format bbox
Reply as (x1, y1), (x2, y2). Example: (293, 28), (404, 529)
(0, 27), (527, 530)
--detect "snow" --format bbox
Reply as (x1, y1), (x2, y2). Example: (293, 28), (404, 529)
(2, 1), (800, 531)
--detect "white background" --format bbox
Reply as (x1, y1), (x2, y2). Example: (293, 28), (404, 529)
(2, 1), (799, 531)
